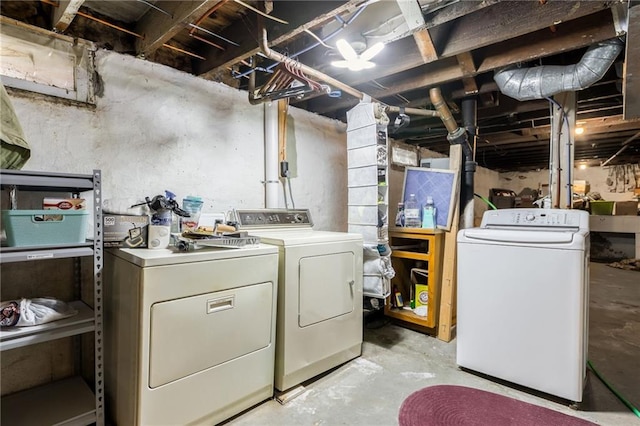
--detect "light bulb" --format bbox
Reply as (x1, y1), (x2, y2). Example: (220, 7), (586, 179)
(575, 127), (584, 135)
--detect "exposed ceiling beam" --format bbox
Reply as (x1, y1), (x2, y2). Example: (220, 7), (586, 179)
(381, 0), (501, 44)
(397, 81), (498, 110)
(405, 114), (640, 146)
(298, 0), (602, 107)
(413, 29), (438, 63)
(456, 52), (475, 75)
(396, 0), (437, 63)
(623, 0), (640, 119)
(135, 0), (224, 57)
(197, 0), (365, 78)
(456, 52), (477, 95)
(478, 10), (617, 72)
(291, 1), (522, 105)
(431, 0), (616, 59)
(309, 10), (617, 115)
(52, 0), (85, 32)
(312, 57), (463, 114)
(302, 5), (615, 110)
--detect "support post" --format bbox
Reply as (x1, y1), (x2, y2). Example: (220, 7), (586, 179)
(460, 97), (477, 228)
(549, 93), (576, 209)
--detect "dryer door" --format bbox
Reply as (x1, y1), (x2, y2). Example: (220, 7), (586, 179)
(299, 252), (355, 327)
(148, 281), (274, 388)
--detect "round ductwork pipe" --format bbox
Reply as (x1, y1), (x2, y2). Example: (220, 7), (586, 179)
(494, 38), (624, 101)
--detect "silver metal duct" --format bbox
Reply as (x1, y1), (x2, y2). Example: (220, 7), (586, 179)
(494, 38), (624, 101)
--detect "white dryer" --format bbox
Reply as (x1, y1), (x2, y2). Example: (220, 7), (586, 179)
(235, 209), (364, 392)
(104, 245), (278, 425)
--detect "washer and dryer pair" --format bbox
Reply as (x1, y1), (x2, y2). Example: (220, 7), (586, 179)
(104, 209), (363, 425)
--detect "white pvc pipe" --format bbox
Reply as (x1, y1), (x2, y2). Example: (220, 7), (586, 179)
(264, 102), (279, 208)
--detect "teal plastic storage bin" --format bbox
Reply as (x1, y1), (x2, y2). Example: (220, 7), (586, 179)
(1, 210), (89, 247)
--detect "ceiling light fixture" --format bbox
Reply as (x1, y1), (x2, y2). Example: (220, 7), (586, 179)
(575, 127), (584, 135)
(331, 39), (384, 72)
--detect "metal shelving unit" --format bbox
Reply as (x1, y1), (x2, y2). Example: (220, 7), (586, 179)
(0, 169), (104, 426)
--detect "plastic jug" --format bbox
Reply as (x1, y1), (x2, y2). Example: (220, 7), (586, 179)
(421, 196), (436, 229)
(404, 194), (421, 228)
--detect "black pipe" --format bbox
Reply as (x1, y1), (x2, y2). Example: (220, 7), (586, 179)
(461, 97), (477, 220)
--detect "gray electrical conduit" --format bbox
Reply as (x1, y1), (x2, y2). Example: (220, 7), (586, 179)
(494, 38), (624, 101)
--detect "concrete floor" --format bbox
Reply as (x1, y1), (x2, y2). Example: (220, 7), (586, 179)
(226, 262), (639, 425)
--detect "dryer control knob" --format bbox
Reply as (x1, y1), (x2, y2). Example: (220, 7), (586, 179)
(293, 214), (304, 223)
(525, 214), (536, 222)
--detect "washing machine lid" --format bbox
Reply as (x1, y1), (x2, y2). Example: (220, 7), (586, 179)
(111, 244), (278, 267)
(458, 228), (587, 248)
(460, 208), (589, 249)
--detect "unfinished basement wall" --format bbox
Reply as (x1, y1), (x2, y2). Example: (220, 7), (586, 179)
(6, 49), (347, 231)
(498, 164), (640, 203)
(387, 144), (499, 227)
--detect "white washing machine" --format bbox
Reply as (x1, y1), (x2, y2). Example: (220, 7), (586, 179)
(235, 209), (363, 392)
(457, 208), (590, 403)
(104, 245), (278, 425)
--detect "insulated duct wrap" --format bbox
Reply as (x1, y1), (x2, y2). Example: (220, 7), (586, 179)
(494, 38), (624, 101)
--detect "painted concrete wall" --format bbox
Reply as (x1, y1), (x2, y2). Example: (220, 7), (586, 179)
(388, 145), (500, 227)
(8, 49), (348, 231)
(474, 165), (501, 225)
(2, 47), (349, 396)
(498, 164), (640, 203)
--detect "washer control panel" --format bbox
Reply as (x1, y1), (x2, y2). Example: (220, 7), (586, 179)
(481, 208), (588, 230)
(234, 209), (313, 228)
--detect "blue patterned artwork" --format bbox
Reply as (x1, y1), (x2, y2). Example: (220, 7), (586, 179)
(402, 167), (460, 230)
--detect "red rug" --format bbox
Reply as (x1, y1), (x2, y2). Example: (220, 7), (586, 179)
(398, 385), (597, 426)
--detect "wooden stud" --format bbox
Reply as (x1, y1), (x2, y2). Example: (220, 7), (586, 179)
(462, 78), (479, 95)
(278, 99), (289, 164)
(437, 144), (462, 342)
(53, 0), (85, 32)
(414, 29), (438, 63)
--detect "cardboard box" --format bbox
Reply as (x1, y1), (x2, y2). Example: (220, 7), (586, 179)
(43, 198), (86, 221)
(43, 198), (86, 210)
(615, 201), (638, 216)
(573, 180), (590, 194)
(410, 268), (429, 309)
(103, 214), (149, 248)
(414, 284), (429, 308)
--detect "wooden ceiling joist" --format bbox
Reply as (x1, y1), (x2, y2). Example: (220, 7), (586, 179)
(299, 1), (610, 109)
(309, 9), (618, 115)
(135, 0), (224, 57)
(413, 29), (438, 63)
(456, 52), (478, 95)
(53, 0), (85, 32)
(396, 0), (438, 63)
(433, 0), (615, 59)
(197, 0), (366, 78)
